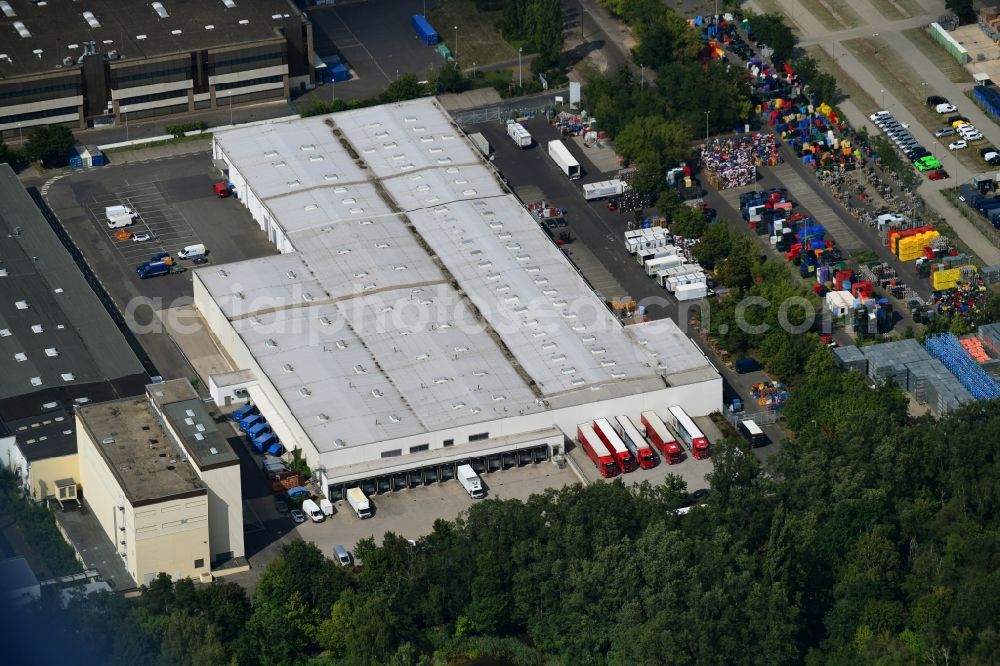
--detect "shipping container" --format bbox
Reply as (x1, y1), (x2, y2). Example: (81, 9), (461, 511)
(507, 122), (532, 148)
(411, 14), (439, 45)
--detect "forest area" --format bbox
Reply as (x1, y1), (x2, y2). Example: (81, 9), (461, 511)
(8, 354), (1000, 665)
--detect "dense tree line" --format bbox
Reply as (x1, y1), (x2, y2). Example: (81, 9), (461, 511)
(471, 0), (563, 70)
(13, 371), (1000, 664)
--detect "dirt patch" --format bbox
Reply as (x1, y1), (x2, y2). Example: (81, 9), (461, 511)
(797, 0), (861, 31)
(428, 0), (517, 67)
(903, 28), (973, 85)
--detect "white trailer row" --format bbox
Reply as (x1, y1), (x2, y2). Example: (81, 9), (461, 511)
(625, 228), (708, 301)
(507, 122), (532, 148)
(625, 227), (670, 255)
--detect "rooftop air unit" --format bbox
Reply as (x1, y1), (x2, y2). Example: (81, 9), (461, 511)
(152, 2), (168, 18)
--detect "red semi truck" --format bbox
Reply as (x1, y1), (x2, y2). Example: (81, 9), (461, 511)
(615, 415), (656, 469)
(667, 406), (711, 460)
(641, 411), (683, 464)
(593, 418), (636, 473)
(577, 423), (619, 478)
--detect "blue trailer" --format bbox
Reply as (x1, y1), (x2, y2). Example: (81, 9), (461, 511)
(412, 14), (438, 45)
(232, 403), (257, 421)
(239, 412), (265, 433)
(252, 431), (277, 453)
(247, 421), (271, 440)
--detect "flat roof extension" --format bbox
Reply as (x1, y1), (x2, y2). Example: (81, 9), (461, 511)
(76, 397), (205, 506)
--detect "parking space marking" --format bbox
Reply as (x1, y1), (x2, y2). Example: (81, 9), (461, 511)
(85, 180), (202, 266)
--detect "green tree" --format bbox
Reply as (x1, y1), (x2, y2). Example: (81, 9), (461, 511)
(25, 125), (74, 168)
(946, 0), (974, 20)
(670, 205), (708, 238)
(381, 74), (425, 103)
(747, 14), (798, 61)
(691, 222), (736, 268)
(532, 0), (564, 70)
(436, 63), (468, 93)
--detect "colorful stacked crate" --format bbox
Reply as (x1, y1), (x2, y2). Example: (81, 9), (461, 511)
(924, 334), (1000, 400)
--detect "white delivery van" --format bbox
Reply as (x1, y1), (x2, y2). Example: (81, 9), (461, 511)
(105, 205), (138, 229)
(177, 243), (206, 259)
(456, 464), (485, 499)
(302, 498), (325, 522)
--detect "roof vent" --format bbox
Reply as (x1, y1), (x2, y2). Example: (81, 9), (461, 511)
(353, 364), (366, 374)
(282, 363), (294, 373)
(323, 173), (338, 181)
(136, 34), (147, 40)
(371, 389), (383, 398)
(239, 19), (249, 25)
(452, 402), (466, 409)
(285, 270), (296, 279)
(492, 394), (507, 401)
(194, 433), (204, 440)
(171, 29), (182, 35)
(335, 340), (348, 349)
(30, 377), (42, 387)
(234, 291), (244, 300)
(14, 353), (27, 362)
(300, 144), (315, 151)
(265, 338), (277, 348)
(152, 2), (168, 18)
(13, 21), (30, 38)
(0, 2), (14, 18)
(15, 300), (28, 309)
(317, 413), (330, 422)
(299, 387), (312, 397)
(205, 24), (214, 30)
(217, 269), (228, 277)
(31, 324), (43, 334)
(389, 414), (400, 423)
(302, 292), (314, 302)
(333, 438), (345, 448)
(222, 0), (236, 7)
(82, 11), (101, 28)
(44, 347), (58, 357)
(319, 316), (332, 326)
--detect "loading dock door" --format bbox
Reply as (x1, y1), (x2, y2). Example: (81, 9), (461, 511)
(439, 464), (455, 482)
(472, 457), (487, 474)
(487, 455), (501, 472)
(328, 484), (344, 502)
(518, 449), (532, 466)
(502, 452), (517, 469)
(392, 474), (408, 491)
(408, 470), (422, 487)
(361, 479), (377, 496)
(533, 446), (549, 463)
(376, 476), (391, 494)
(424, 467), (438, 484)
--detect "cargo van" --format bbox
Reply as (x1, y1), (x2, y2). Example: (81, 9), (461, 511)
(105, 205), (138, 229)
(177, 243), (206, 259)
(333, 544), (352, 566)
(302, 499), (325, 522)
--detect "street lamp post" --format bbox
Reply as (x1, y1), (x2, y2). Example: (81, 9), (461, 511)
(122, 106), (128, 141)
(518, 47), (522, 87)
(640, 64), (644, 89)
(454, 26), (458, 64)
(880, 89), (885, 108)
(227, 91), (233, 126)
(16, 122), (22, 144)
(704, 110), (710, 144)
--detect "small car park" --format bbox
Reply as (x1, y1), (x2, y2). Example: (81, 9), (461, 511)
(949, 140), (968, 151)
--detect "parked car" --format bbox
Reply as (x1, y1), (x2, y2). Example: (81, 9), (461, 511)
(935, 127), (956, 137)
(290, 509), (306, 524)
(928, 169), (949, 180)
(949, 140), (968, 151)
(935, 103), (957, 113)
(131, 232), (151, 242)
(926, 95), (948, 106)
(192, 256), (210, 265)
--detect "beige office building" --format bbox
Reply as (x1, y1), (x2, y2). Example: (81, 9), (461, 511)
(75, 379), (243, 586)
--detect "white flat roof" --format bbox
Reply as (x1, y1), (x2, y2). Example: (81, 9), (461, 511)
(206, 98), (718, 449)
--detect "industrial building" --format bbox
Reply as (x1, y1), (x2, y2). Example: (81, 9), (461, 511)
(75, 379), (245, 586)
(0, 0), (314, 138)
(200, 98), (721, 500)
(0, 163), (147, 422)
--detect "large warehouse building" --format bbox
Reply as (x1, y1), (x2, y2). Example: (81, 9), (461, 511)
(0, 0), (313, 137)
(199, 98), (721, 500)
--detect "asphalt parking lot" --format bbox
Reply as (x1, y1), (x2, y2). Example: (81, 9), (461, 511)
(308, 0), (446, 101)
(44, 152), (278, 381)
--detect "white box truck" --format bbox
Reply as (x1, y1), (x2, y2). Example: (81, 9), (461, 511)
(302, 498), (325, 522)
(675, 281), (709, 301)
(645, 254), (684, 276)
(548, 140), (581, 179)
(320, 498), (334, 517)
(346, 487), (372, 519)
(105, 205), (138, 229)
(507, 122), (532, 148)
(583, 179), (628, 200)
(456, 464), (485, 499)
